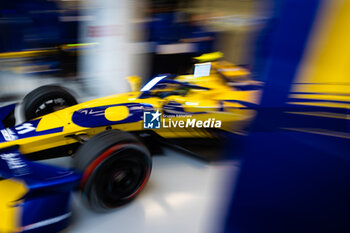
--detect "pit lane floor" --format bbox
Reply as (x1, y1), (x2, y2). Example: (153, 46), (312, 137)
(43, 148), (240, 233)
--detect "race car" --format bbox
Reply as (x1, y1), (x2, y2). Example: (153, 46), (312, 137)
(0, 52), (261, 232)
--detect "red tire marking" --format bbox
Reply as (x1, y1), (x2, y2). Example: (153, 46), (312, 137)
(127, 165), (151, 199)
(80, 143), (128, 188)
(80, 143), (151, 201)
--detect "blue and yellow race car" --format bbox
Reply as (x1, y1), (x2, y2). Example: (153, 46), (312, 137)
(0, 53), (261, 232)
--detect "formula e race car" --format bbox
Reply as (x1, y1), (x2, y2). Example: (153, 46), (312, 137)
(0, 52), (261, 232)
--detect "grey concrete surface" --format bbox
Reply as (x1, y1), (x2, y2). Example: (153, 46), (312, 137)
(43, 149), (240, 233)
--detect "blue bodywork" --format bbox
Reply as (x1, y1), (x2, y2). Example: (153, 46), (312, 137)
(72, 103), (153, 128)
(0, 104), (81, 233)
(0, 119), (64, 144)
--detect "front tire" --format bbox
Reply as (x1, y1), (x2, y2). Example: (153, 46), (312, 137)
(74, 130), (152, 211)
(22, 85), (78, 120)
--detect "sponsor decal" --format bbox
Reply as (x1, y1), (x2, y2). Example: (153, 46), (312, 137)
(0, 152), (30, 176)
(1, 123), (36, 141)
(1, 128), (17, 141)
(143, 110), (161, 129)
(0, 120), (63, 141)
(15, 123), (36, 134)
(143, 111), (222, 129)
(0, 153), (27, 170)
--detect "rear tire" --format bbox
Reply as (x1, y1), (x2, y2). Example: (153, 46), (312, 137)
(22, 85), (77, 120)
(74, 130), (152, 211)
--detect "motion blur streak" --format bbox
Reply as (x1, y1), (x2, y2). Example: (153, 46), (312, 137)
(288, 0), (350, 138)
(291, 0), (350, 109)
(224, 0), (350, 233)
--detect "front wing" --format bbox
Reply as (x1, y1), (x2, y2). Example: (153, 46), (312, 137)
(0, 146), (80, 233)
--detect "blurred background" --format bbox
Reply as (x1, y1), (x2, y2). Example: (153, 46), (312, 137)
(0, 0), (271, 101)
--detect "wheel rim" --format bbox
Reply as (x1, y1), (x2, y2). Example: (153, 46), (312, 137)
(106, 160), (142, 199)
(94, 149), (149, 208)
(34, 97), (69, 117)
